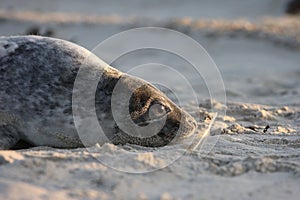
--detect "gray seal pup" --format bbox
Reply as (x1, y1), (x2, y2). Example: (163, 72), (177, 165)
(0, 36), (197, 149)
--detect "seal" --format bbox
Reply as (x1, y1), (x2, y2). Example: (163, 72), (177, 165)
(0, 36), (197, 149)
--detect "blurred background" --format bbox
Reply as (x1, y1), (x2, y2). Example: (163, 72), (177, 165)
(0, 0), (299, 105)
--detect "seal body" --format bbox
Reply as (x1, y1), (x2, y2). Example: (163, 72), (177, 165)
(0, 36), (196, 149)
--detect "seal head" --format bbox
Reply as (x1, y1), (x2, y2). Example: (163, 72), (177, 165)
(106, 74), (197, 147)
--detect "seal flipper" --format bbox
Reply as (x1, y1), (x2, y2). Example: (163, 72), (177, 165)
(0, 112), (21, 150)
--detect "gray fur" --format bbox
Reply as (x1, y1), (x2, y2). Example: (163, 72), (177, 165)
(0, 36), (196, 149)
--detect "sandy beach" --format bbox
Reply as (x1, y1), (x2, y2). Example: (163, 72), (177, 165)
(0, 0), (299, 199)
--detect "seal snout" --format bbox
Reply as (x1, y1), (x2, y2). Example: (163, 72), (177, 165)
(178, 111), (197, 139)
(185, 113), (197, 130)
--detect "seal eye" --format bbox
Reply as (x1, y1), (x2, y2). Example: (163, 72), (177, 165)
(149, 103), (169, 120)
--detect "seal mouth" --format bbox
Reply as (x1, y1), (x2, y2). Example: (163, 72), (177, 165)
(179, 127), (197, 139)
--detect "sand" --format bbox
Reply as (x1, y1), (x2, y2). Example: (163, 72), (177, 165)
(0, 0), (299, 199)
(0, 100), (299, 199)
